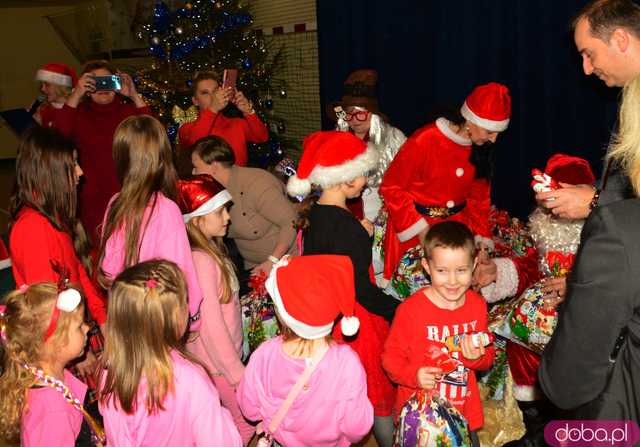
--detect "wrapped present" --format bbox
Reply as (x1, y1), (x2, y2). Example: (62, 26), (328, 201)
(240, 272), (280, 359)
(478, 336), (507, 401)
(393, 390), (472, 447)
(478, 367), (525, 447)
(391, 245), (430, 300)
(488, 207), (534, 258)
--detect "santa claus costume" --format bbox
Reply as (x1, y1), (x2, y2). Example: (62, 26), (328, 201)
(329, 69), (406, 222)
(287, 131), (398, 447)
(378, 82), (511, 298)
(34, 63), (77, 128)
(481, 154), (594, 447)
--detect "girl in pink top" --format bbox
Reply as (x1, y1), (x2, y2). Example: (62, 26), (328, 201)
(0, 283), (103, 446)
(98, 115), (203, 330)
(98, 259), (241, 447)
(178, 174), (254, 445)
(237, 255), (374, 446)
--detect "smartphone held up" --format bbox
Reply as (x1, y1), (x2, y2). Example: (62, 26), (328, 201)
(93, 75), (122, 92)
(222, 69), (238, 91)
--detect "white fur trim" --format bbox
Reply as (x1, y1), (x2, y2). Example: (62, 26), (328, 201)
(341, 316), (360, 336)
(474, 235), (495, 251)
(286, 175), (312, 197)
(265, 261), (334, 339)
(182, 191), (232, 223)
(397, 218), (428, 243)
(460, 102), (509, 132)
(36, 69), (72, 87)
(513, 384), (541, 402)
(436, 118), (471, 145)
(306, 144), (379, 190)
(480, 257), (519, 303)
(0, 258), (11, 270)
(57, 289), (81, 312)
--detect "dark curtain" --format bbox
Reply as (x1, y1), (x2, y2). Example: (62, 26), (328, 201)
(317, 0), (619, 219)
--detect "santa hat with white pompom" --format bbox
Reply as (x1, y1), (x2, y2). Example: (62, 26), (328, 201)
(265, 255), (360, 339)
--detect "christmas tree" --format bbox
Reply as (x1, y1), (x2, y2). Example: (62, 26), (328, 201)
(134, 0), (291, 167)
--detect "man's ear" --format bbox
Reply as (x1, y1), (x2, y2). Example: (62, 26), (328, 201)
(473, 256), (479, 271)
(612, 27), (630, 52)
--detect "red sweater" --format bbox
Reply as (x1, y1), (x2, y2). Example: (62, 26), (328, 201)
(178, 109), (268, 166)
(9, 207), (107, 325)
(52, 97), (151, 244)
(381, 289), (494, 430)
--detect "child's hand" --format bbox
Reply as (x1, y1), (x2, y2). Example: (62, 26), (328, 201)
(360, 218), (374, 237)
(416, 366), (442, 390)
(460, 334), (485, 361)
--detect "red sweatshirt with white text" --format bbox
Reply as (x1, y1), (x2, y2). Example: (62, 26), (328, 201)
(382, 289), (494, 430)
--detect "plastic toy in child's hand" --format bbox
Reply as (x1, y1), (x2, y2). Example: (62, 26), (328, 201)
(425, 345), (458, 374)
(531, 168), (561, 193)
(444, 332), (494, 353)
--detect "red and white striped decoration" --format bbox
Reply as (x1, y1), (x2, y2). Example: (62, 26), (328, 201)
(256, 21), (317, 36)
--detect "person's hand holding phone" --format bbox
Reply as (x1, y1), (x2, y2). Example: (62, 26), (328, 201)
(67, 73), (96, 108)
(209, 87), (233, 113)
(233, 90), (254, 115)
(117, 72), (147, 108)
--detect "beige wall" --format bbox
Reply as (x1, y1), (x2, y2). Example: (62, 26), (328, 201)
(0, 6), (81, 159)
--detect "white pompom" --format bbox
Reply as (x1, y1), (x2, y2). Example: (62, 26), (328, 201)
(341, 316), (360, 336)
(286, 175), (311, 198)
(57, 289), (81, 312)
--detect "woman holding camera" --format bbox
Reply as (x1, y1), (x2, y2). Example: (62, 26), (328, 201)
(52, 60), (151, 244)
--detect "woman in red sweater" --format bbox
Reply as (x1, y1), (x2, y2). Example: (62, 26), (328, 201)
(52, 60), (151, 244)
(9, 126), (107, 328)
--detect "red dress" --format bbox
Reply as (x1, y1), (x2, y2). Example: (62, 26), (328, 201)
(380, 118), (492, 280)
(9, 207), (107, 325)
(303, 204), (398, 416)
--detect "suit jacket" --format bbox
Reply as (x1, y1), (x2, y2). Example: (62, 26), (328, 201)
(227, 165), (298, 268)
(539, 199), (640, 415)
(598, 161), (634, 206)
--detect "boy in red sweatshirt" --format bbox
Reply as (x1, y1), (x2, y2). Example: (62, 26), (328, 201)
(382, 221), (495, 447)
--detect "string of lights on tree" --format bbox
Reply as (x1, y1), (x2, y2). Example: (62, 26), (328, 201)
(134, 0), (292, 167)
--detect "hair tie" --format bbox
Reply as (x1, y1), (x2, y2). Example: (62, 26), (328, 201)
(18, 284), (28, 294)
(145, 278), (158, 289)
(44, 261), (82, 342)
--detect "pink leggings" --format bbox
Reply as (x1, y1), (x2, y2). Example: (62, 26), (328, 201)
(213, 375), (256, 446)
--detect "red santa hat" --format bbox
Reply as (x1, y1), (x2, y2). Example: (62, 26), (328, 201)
(265, 255), (360, 339)
(460, 82), (511, 133)
(286, 131), (379, 198)
(178, 174), (232, 223)
(35, 63), (78, 88)
(545, 153), (595, 185)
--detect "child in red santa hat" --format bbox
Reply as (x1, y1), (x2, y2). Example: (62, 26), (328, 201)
(287, 130), (398, 446)
(237, 254), (374, 447)
(34, 62), (77, 128)
(177, 174), (255, 445)
(378, 82), (511, 300)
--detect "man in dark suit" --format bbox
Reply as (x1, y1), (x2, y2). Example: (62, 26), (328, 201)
(539, 0), (640, 419)
(536, 0), (640, 218)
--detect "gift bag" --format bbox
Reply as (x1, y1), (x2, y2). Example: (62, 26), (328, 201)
(393, 390), (471, 447)
(240, 272), (280, 359)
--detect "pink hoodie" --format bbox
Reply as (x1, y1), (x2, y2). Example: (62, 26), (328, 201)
(101, 192), (203, 330)
(237, 337), (374, 446)
(99, 350), (241, 447)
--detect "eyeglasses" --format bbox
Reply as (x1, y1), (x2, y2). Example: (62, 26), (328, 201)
(344, 110), (370, 122)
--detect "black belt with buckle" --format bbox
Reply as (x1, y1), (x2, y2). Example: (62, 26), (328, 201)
(414, 201), (466, 218)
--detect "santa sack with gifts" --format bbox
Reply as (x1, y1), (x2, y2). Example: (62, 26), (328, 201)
(393, 346), (472, 447)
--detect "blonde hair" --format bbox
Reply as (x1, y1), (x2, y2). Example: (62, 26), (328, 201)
(99, 260), (203, 415)
(275, 311), (332, 358)
(185, 218), (234, 304)
(0, 283), (84, 442)
(608, 76), (640, 195)
(98, 116), (179, 287)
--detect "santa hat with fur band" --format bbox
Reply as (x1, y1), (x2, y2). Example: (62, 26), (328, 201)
(287, 131), (379, 198)
(36, 63), (78, 88)
(460, 82), (511, 133)
(265, 255), (360, 339)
